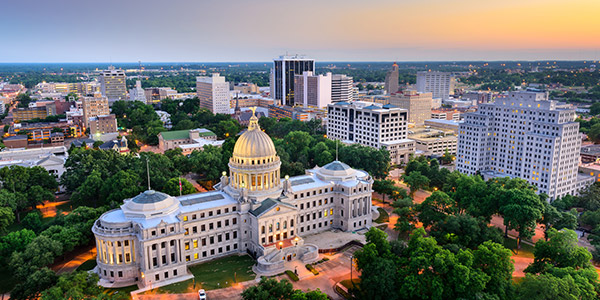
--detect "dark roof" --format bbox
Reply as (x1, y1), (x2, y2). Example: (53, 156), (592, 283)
(322, 161), (351, 171)
(382, 104), (398, 109)
(250, 198), (278, 217)
(99, 139), (126, 150)
(4, 135), (28, 141)
(238, 111), (265, 122)
(71, 138), (95, 147)
(334, 101), (351, 106)
(131, 190), (170, 204)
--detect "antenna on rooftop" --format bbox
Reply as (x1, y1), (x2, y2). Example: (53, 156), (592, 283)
(146, 157), (151, 190)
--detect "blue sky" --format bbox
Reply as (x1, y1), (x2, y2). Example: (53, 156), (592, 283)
(1, 0), (599, 62)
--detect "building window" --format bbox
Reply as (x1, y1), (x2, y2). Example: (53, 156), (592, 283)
(155, 274), (160, 281)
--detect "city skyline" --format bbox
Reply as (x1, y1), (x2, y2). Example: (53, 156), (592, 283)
(1, 0), (599, 62)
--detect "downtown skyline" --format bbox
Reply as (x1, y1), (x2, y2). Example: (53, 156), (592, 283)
(1, 0), (599, 62)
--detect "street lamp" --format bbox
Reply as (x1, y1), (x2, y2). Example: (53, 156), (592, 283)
(278, 241), (283, 250)
(294, 237), (299, 246)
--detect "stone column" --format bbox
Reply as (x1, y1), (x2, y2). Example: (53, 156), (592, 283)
(166, 241), (171, 265)
(157, 243), (162, 268)
(121, 242), (126, 264)
(146, 245), (151, 270)
(113, 240), (118, 264)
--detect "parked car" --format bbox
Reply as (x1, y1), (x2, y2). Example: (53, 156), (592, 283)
(198, 289), (207, 300)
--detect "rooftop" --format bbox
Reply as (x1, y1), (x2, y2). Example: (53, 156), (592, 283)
(159, 128), (215, 141)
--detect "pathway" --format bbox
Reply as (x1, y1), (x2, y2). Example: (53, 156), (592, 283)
(36, 199), (70, 218)
(52, 246), (96, 274)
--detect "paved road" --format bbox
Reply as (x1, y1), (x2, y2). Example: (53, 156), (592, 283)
(53, 246), (96, 274)
(36, 200), (70, 218)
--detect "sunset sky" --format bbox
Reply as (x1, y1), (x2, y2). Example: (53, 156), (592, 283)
(2, 0), (599, 62)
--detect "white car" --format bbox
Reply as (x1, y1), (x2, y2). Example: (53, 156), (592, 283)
(198, 289), (207, 300)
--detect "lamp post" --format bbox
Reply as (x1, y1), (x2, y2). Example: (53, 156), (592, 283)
(350, 254), (353, 285)
(294, 237), (299, 247)
(278, 241), (283, 250)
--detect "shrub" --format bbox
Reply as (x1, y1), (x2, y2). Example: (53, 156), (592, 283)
(305, 264), (319, 275)
(285, 270), (299, 281)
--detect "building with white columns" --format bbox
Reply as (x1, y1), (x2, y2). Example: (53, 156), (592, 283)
(92, 110), (374, 288)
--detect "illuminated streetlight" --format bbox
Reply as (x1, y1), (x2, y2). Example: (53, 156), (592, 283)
(278, 241), (283, 250)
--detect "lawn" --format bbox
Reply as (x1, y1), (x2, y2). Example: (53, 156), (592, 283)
(340, 278), (361, 290)
(503, 237), (536, 258)
(104, 284), (138, 298)
(76, 259), (98, 271)
(374, 208), (389, 224)
(142, 254), (256, 294)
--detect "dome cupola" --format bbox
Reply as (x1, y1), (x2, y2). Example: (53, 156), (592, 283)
(228, 108), (281, 195)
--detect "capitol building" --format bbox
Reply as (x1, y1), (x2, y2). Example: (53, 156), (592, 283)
(92, 111), (374, 288)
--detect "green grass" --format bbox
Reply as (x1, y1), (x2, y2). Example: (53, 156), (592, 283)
(142, 254), (256, 294)
(103, 284), (138, 297)
(503, 237), (536, 258)
(374, 208), (389, 224)
(76, 259), (97, 271)
(340, 278), (361, 291)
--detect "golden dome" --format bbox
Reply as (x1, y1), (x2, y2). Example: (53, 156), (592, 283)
(232, 109), (277, 159)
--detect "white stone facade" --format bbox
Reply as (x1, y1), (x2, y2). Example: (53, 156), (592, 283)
(196, 73), (230, 114)
(93, 112), (373, 288)
(327, 101), (415, 164)
(456, 91), (590, 199)
(416, 71), (455, 100)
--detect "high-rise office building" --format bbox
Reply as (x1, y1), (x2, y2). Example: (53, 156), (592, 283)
(327, 101), (415, 164)
(129, 80), (147, 103)
(82, 93), (110, 128)
(99, 66), (127, 105)
(416, 71), (455, 100)
(331, 74), (354, 103)
(271, 55), (315, 106)
(456, 91), (593, 199)
(293, 71), (332, 108)
(196, 73), (230, 114)
(385, 62), (399, 95)
(389, 90), (433, 126)
(89, 114), (118, 136)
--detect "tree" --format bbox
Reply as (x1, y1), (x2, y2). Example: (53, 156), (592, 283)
(429, 214), (503, 249)
(71, 170), (103, 207)
(372, 179), (396, 204)
(473, 241), (515, 298)
(162, 177), (197, 196)
(40, 271), (103, 300)
(499, 188), (544, 249)
(416, 191), (456, 228)
(525, 229), (592, 274)
(0, 206), (15, 233)
(515, 273), (582, 300)
(100, 170), (143, 205)
(590, 102), (600, 116)
(0, 229), (35, 266)
(588, 123), (600, 143)
(402, 171), (429, 196)
(241, 278), (326, 300)
(392, 197), (417, 237)
(22, 211), (43, 233)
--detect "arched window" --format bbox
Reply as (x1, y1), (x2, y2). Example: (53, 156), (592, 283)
(283, 221), (287, 229)
(290, 219), (294, 227)
(276, 222), (280, 230)
(269, 224), (273, 232)
(261, 226), (265, 234)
